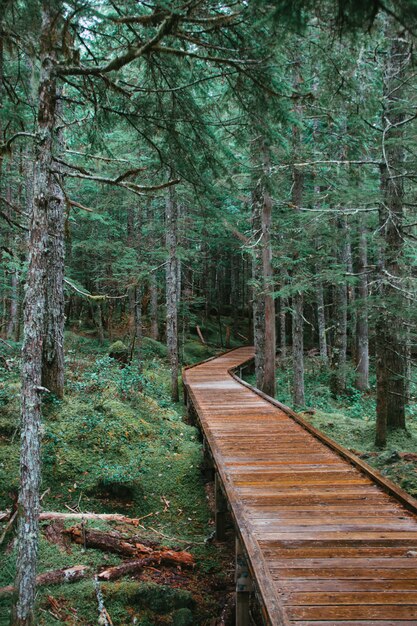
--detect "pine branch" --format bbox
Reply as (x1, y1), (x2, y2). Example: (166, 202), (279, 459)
(274, 159), (382, 170)
(64, 278), (127, 300)
(56, 14), (178, 76)
(0, 132), (36, 155)
(152, 44), (259, 66)
(66, 150), (132, 164)
(57, 169), (180, 195)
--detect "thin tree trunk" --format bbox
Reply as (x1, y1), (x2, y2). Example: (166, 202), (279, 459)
(355, 221), (369, 391)
(149, 273), (159, 341)
(7, 270), (18, 340)
(96, 303), (104, 344)
(376, 32), (409, 443)
(251, 155), (276, 398)
(330, 215), (348, 397)
(346, 235), (357, 363)
(135, 286), (143, 374)
(292, 293), (305, 406)
(13, 7), (59, 624)
(165, 185), (179, 402)
(316, 278), (328, 364)
(251, 140), (276, 397)
(291, 164), (305, 406)
(279, 295), (287, 364)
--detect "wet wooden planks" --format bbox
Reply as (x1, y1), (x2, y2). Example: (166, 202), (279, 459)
(183, 347), (417, 625)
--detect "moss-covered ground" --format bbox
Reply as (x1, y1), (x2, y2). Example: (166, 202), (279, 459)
(0, 331), (234, 626)
(270, 356), (417, 498)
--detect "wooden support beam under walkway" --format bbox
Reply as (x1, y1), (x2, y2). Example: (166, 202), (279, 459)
(183, 347), (417, 626)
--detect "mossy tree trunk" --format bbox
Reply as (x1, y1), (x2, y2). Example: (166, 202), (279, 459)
(13, 5), (60, 624)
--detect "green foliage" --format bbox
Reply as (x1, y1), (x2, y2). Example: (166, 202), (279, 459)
(109, 340), (128, 354)
(142, 337), (168, 359)
(173, 608), (194, 626)
(0, 334), (227, 624)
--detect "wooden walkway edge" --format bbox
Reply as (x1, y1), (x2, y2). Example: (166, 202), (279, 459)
(183, 346), (417, 626)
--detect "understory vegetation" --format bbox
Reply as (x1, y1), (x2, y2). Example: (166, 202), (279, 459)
(0, 332), (234, 626)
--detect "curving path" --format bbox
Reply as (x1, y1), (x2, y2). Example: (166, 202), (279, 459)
(183, 346), (417, 626)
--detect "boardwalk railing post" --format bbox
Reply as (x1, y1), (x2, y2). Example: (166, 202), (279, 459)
(235, 538), (252, 626)
(215, 473), (227, 541)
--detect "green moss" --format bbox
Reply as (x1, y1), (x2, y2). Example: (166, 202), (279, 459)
(109, 340), (128, 354)
(173, 607), (194, 625)
(103, 581), (194, 613)
(0, 333), (223, 624)
(142, 337), (168, 359)
(182, 341), (216, 364)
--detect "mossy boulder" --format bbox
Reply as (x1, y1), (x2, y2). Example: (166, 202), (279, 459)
(109, 340), (129, 364)
(173, 608), (194, 626)
(142, 337), (168, 359)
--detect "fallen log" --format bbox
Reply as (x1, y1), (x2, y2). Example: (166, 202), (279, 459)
(0, 566), (90, 596)
(0, 510), (154, 525)
(64, 526), (139, 556)
(196, 325), (206, 345)
(98, 549), (194, 581)
(39, 511), (147, 525)
(64, 525), (194, 568)
(98, 558), (152, 581)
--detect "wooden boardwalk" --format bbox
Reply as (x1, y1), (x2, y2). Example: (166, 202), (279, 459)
(183, 347), (417, 626)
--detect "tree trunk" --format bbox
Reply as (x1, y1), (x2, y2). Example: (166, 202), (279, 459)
(7, 268), (18, 340)
(330, 215), (348, 397)
(346, 235), (357, 363)
(165, 185), (179, 402)
(252, 166), (276, 398)
(291, 164), (305, 405)
(316, 278), (328, 364)
(135, 286), (143, 373)
(41, 88), (65, 398)
(292, 292), (305, 406)
(355, 221), (369, 391)
(13, 7), (59, 624)
(279, 296), (287, 363)
(375, 32), (409, 443)
(149, 273), (159, 340)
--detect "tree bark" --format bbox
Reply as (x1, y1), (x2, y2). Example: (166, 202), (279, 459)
(279, 295), (287, 363)
(292, 292), (305, 406)
(355, 221), (369, 391)
(376, 32), (409, 443)
(149, 272), (159, 340)
(251, 163), (276, 398)
(1, 567), (90, 597)
(330, 215), (348, 397)
(316, 278), (328, 364)
(13, 7), (59, 624)
(41, 88), (65, 399)
(291, 163), (305, 406)
(135, 286), (143, 373)
(165, 184), (179, 402)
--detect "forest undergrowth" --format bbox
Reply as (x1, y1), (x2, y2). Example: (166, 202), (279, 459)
(0, 332), (233, 626)
(2, 333), (417, 624)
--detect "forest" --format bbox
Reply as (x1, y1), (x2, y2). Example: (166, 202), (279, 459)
(1, 0), (417, 624)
